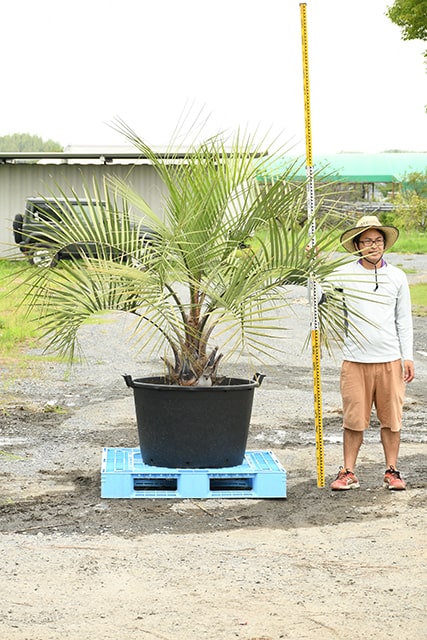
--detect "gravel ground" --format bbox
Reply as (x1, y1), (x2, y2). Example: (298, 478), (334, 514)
(0, 254), (426, 640)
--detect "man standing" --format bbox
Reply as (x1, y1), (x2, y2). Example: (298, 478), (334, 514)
(328, 216), (414, 491)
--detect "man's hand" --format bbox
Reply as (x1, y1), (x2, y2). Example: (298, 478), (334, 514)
(403, 360), (415, 383)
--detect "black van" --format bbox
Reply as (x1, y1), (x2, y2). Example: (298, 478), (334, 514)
(13, 197), (154, 266)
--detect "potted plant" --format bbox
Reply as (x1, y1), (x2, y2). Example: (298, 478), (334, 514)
(14, 121), (348, 468)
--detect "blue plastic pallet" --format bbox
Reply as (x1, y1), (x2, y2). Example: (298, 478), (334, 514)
(101, 448), (287, 499)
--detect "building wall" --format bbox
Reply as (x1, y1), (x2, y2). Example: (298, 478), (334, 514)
(0, 163), (169, 258)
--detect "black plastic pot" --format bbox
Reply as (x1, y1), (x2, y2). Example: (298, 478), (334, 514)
(123, 375), (261, 468)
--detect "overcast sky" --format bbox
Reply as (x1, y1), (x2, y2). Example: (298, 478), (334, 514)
(3, 0), (426, 154)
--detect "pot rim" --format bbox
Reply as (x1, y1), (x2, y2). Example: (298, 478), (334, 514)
(123, 375), (259, 391)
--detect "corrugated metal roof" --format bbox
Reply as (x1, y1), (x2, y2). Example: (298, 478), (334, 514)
(0, 147), (264, 165)
(0, 150), (192, 164)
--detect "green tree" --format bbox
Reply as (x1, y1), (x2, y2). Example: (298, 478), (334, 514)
(393, 170), (427, 230)
(0, 133), (62, 152)
(401, 168), (427, 197)
(386, 0), (427, 46)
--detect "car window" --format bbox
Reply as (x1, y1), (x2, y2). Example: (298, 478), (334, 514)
(30, 203), (62, 222)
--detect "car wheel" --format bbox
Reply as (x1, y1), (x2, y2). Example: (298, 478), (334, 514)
(28, 249), (59, 268)
(13, 214), (24, 244)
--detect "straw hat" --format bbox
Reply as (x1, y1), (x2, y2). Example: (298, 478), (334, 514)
(340, 215), (399, 253)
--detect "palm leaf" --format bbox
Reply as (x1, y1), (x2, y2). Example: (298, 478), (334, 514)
(10, 124), (357, 383)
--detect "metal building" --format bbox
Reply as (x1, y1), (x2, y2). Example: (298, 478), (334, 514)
(0, 150), (171, 258)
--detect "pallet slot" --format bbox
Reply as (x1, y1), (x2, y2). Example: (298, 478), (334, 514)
(209, 478), (253, 491)
(134, 478), (178, 492)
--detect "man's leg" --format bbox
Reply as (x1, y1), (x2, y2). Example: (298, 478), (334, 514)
(332, 361), (370, 490)
(330, 428), (364, 490)
(340, 361), (370, 472)
(343, 428), (364, 472)
(381, 428), (406, 489)
(380, 428), (401, 469)
(376, 361), (406, 488)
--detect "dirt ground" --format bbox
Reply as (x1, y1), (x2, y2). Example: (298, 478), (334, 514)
(1, 259), (426, 640)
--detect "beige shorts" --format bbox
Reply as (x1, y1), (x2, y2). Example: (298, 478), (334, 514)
(340, 360), (405, 432)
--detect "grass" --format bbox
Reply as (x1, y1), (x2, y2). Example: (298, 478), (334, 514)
(392, 231), (426, 254)
(410, 283), (427, 317)
(0, 259), (41, 359)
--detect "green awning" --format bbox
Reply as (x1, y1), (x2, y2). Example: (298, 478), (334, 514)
(256, 152), (427, 184)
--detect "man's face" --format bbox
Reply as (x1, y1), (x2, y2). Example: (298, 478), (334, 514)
(356, 229), (385, 260)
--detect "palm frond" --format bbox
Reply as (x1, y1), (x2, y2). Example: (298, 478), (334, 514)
(11, 124), (357, 383)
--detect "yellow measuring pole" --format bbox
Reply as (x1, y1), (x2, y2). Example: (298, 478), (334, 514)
(300, 2), (325, 487)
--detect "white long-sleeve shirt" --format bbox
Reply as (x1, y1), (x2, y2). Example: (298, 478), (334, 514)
(328, 259), (413, 363)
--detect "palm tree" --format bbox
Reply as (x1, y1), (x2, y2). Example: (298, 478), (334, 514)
(17, 122), (349, 385)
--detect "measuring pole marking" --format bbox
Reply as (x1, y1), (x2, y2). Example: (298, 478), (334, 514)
(300, 2), (325, 487)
